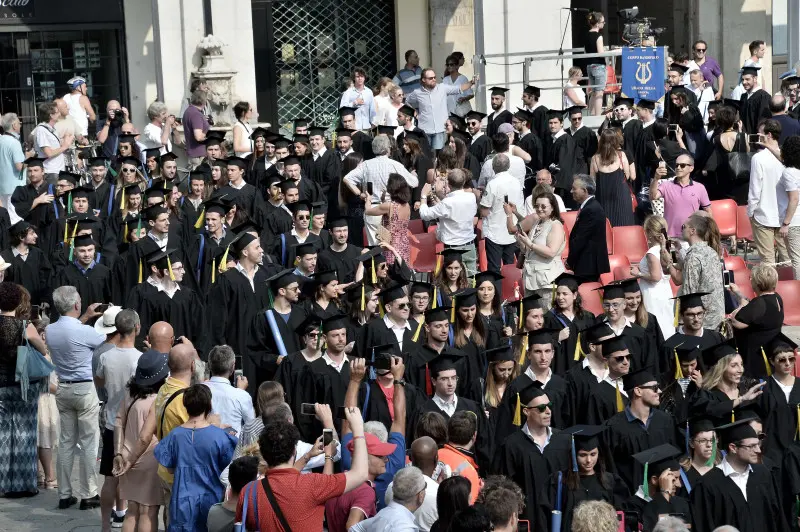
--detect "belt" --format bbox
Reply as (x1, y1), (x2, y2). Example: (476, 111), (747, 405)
(444, 241), (474, 248)
(60, 379), (92, 384)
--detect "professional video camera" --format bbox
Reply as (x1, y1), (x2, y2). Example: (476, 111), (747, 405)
(618, 6), (665, 46)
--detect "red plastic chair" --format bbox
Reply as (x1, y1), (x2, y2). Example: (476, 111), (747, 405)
(777, 280), (800, 326)
(578, 282), (604, 316)
(475, 219), (483, 242)
(362, 227), (369, 247)
(407, 219), (425, 235)
(711, 199), (738, 247)
(562, 211), (579, 234)
(605, 219), (614, 255)
(778, 266), (795, 281)
(409, 233), (442, 272)
(602, 254), (632, 285)
(669, 278), (679, 297)
(735, 206), (754, 260)
(500, 265), (523, 301)
(561, 225), (570, 261)
(478, 240), (488, 272)
(723, 255), (747, 272)
(611, 226), (649, 264)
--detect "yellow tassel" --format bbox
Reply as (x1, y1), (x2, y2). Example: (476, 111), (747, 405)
(167, 256), (175, 281)
(518, 337), (528, 366)
(138, 258), (143, 283)
(674, 300), (680, 328)
(471, 277), (476, 288)
(432, 287), (438, 309)
(413, 317), (425, 342)
(360, 283), (365, 311)
(512, 393), (522, 426)
(71, 221), (78, 240)
(371, 257), (377, 284)
(762, 347), (772, 377)
(674, 350), (684, 380)
(573, 332), (582, 361)
(731, 411), (735, 423)
(63, 219), (69, 244)
(518, 299), (523, 329)
(615, 379), (624, 413)
(450, 297), (456, 323)
(121, 187), (126, 211)
(434, 256), (442, 276)
(194, 208), (205, 229)
(212, 259), (216, 284)
(220, 246), (230, 272)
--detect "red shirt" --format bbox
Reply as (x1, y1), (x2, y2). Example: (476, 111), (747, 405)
(236, 468), (346, 532)
(324, 481), (377, 532)
(379, 382), (395, 420)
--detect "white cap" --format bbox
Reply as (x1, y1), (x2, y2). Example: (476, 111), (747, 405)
(94, 305), (123, 335)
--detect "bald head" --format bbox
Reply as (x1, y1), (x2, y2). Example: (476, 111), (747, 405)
(410, 436), (438, 476)
(148, 321), (174, 353)
(168, 343), (197, 373)
(54, 98), (68, 118)
(770, 94), (788, 114)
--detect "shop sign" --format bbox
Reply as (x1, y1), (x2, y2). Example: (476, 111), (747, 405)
(0, 0), (34, 20)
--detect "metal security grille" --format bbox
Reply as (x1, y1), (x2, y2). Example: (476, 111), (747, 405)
(270, 0), (396, 135)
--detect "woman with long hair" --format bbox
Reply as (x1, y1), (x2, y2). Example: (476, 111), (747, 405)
(484, 344), (518, 418)
(112, 134), (143, 174)
(232, 381), (286, 461)
(432, 249), (469, 307)
(630, 215), (676, 339)
(671, 90), (708, 164)
(544, 273), (596, 375)
(144, 149), (162, 181)
(476, 270), (514, 347)
(113, 352), (169, 532)
(31, 314), (58, 491)
(344, 281), (381, 345)
(339, 152), (366, 246)
(547, 427), (628, 532)
(621, 279), (666, 363)
(453, 288), (489, 375)
(374, 77), (400, 126)
(430, 476), (472, 532)
(400, 135), (433, 211)
(507, 192), (565, 301)
(427, 145), (459, 186)
(245, 129), (270, 189)
(210, 159), (228, 192)
(702, 104), (749, 202)
(584, 11), (607, 115)
(364, 173), (411, 265)
(447, 132), (482, 178)
(563, 66), (587, 109)
(590, 128), (635, 226)
(305, 269), (342, 320)
(678, 417), (720, 497)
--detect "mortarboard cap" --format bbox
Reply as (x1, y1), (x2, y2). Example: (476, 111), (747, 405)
(437, 248), (467, 265)
(359, 246), (387, 266)
(310, 269), (338, 286)
(637, 99), (657, 110)
(308, 125), (327, 138)
(143, 204), (168, 221)
(334, 127), (353, 138)
(553, 272), (581, 293)
(700, 338), (738, 370)
(71, 234), (95, 248)
(452, 288), (477, 309)
(24, 156), (45, 168)
(767, 332), (798, 356)
(563, 425), (607, 452)
(523, 85), (541, 98)
(160, 152), (178, 162)
(189, 170), (208, 182)
(546, 109), (565, 120)
(230, 232), (258, 255)
(281, 155), (302, 167)
(250, 127), (270, 140)
(409, 281), (433, 296)
(465, 110), (487, 122)
(293, 134), (310, 144)
(122, 183), (143, 196)
(715, 418), (758, 447)
(489, 86), (509, 96)
(688, 415), (715, 437)
(117, 133), (138, 145)
(144, 148), (162, 160)
(513, 108), (534, 122)
(741, 65), (761, 77)
(674, 343), (701, 364)
(328, 218), (348, 229)
(474, 270), (503, 287)
(723, 98), (741, 111)
(292, 241), (317, 257)
(622, 368), (657, 391)
(508, 293), (544, 317)
(450, 129), (472, 146)
(279, 179), (299, 193)
(145, 248), (182, 270)
(295, 314), (322, 336)
(565, 105), (586, 116)
(707, 100), (723, 109)
(9, 220), (30, 236)
(321, 313), (348, 334)
(119, 156), (141, 167)
(286, 199), (312, 214)
(613, 96), (635, 108)
(377, 125), (396, 136)
(632, 444), (682, 479)
(594, 335), (629, 357)
(595, 281), (626, 300)
(429, 352), (464, 379)
(403, 129), (425, 143)
(70, 185), (93, 199)
(57, 171), (79, 186)
(339, 106), (357, 118)
(266, 268), (299, 291)
(144, 182), (169, 202)
(203, 136), (224, 147)
(310, 201), (328, 215)
(448, 114), (466, 131)
(379, 282), (408, 305)
(485, 344), (516, 364)
(271, 136), (292, 149)
(424, 306), (451, 324)
(672, 292), (710, 313)
(519, 380), (547, 405)
(344, 281), (375, 304)
(580, 318), (614, 344)
(202, 199), (229, 217)
(293, 118), (310, 128)
(525, 327), (560, 348)
(669, 63), (689, 74)
(87, 156), (108, 167)
(397, 104), (416, 118)
(620, 278), (641, 294)
(225, 156), (248, 170)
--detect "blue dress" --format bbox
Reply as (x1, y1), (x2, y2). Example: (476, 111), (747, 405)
(154, 425), (237, 531)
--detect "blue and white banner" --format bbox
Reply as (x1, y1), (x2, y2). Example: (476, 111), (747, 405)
(621, 47), (666, 102)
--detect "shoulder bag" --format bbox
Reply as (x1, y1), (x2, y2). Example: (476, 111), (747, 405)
(15, 319), (54, 401)
(262, 476), (292, 532)
(726, 132), (752, 184)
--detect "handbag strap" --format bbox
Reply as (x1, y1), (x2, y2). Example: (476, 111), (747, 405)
(158, 388), (186, 439)
(617, 151), (628, 181)
(262, 476), (292, 532)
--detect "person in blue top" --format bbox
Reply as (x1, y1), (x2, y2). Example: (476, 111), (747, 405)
(154, 383), (237, 531)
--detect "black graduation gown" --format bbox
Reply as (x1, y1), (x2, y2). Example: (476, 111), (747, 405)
(617, 322), (656, 374)
(632, 492), (692, 532)
(604, 408), (678, 493)
(664, 87), (698, 125)
(273, 351), (321, 441)
(0, 208), (10, 253)
(568, 126), (598, 176)
(311, 149), (340, 199)
(487, 109), (513, 139)
(216, 183), (268, 226)
(468, 134), (492, 164)
(302, 299), (343, 321)
(493, 372), (571, 448)
(122, 236), (171, 302)
(53, 262), (115, 313)
(690, 464), (790, 532)
(660, 330), (724, 384)
(305, 357), (351, 436)
(421, 396), (494, 474)
(397, 127), (433, 161)
(358, 316), (422, 360)
(530, 105), (550, 146)
(243, 153), (273, 190)
(125, 282), (206, 354)
(248, 303), (306, 382)
(404, 343), (482, 405)
(295, 176), (325, 206)
(544, 309), (596, 376)
(89, 181), (114, 219)
(780, 443), (800, 528)
(545, 133), (577, 190)
(263, 205), (293, 242)
(318, 245), (363, 284)
(516, 131), (544, 175)
(208, 266), (271, 367)
(545, 472), (629, 532)
(586, 379), (629, 425)
(11, 182), (56, 230)
(565, 362), (604, 425)
(739, 88), (773, 134)
(659, 379), (700, 443)
(622, 119), (647, 194)
(760, 378), (800, 464)
(688, 386), (765, 426)
(271, 232), (322, 268)
(179, 196), (204, 233)
(1, 247), (52, 306)
(185, 230), (235, 298)
(642, 314), (665, 374)
(497, 428), (571, 531)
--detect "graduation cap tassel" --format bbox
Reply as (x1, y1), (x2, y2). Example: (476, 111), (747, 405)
(121, 187), (126, 211)
(570, 435), (578, 472)
(412, 317), (425, 343)
(370, 257), (377, 284)
(642, 461), (650, 499)
(518, 338), (528, 367)
(194, 208), (205, 229)
(360, 283), (366, 312)
(167, 256), (175, 281)
(518, 299), (524, 329)
(450, 297), (456, 323)
(674, 349), (684, 380)
(378, 302), (385, 319)
(220, 245), (231, 273)
(674, 300), (680, 328)
(731, 410), (735, 423)
(138, 258), (143, 284)
(434, 256), (442, 276)
(705, 436), (716, 467)
(267, 288), (274, 309)
(512, 393), (522, 426)
(425, 363), (432, 397)
(432, 287), (438, 309)
(573, 332), (582, 361)
(67, 191), (72, 215)
(615, 379), (624, 413)
(685, 421), (690, 456)
(762, 347), (772, 377)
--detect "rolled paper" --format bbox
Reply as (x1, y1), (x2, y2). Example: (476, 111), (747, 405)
(550, 511), (562, 532)
(265, 309), (288, 358)
(570, 436), (578, 472)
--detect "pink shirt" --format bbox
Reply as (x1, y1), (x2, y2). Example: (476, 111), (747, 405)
(658, 178), (711, 236)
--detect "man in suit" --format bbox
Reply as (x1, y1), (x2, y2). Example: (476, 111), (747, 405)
(565, 175), (610, 283)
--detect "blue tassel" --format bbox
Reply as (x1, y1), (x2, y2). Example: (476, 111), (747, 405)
(685, 421), (690, 456)
(571, 435), (578, 472)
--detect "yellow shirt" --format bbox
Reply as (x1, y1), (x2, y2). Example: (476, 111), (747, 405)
(154, 376), (190, 484)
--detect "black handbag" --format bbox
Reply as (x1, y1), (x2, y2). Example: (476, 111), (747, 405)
(726, 133), (752, 184)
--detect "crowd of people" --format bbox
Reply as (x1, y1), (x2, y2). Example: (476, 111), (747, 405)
(0, 14), (799, 532)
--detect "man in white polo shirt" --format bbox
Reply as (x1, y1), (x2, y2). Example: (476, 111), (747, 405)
(479, 154), (524, 275)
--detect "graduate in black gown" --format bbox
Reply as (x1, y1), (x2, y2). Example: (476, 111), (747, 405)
(466, 111), (491, 164)
(302, 269), (344, 320)
(271, 201), (323, 268)
(52, 234), (115, 312)
(495, 380), (571, 531)
(262, 180), (296, 242)
(216, 156), (268, 227)
(545, 425), (629, 532)
(244, 128), (278, 193)
(1, 220), (52, 306)
(10, 157), (57, 231)
(604, 368), (678, 493)
(451, 287), (490, 387)
(486, 87), (513, 138)
(125, 248), (206, 353)
(566, 106), (598, 176)
(620, 279), (665, 374)
(677, 416), (719, 498)
(690, 419), (790, 532)
(585, 335), (631, 425)
(738, 65), (773, 134)
(543, 110), (577, 199)
(663, 64), (697, 125)
(759, 334), (800, 464)
(598, 281), (655, 374)
(317, 218), (363, 284)
(512, 108), (544, 177)
(624, 444), (692, 532)
(85, 156), (115, 219)
(522, 85), (550, 147)
(185, 199), (235, 296)
(659, 345), (703, 435)
(281, 155), (325, 207)
(358, 281), (421, 360)
(565, 319), (615, 425)
(544, 273), (597, 376)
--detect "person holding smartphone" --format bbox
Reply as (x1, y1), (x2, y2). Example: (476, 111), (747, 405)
(202, 345), (254, 435)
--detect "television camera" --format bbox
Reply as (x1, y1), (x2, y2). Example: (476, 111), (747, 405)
(618, 6), (665, 46)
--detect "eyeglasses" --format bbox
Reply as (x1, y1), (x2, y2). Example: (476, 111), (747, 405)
(296, 215), (309, 220)
(411, 294), (430, 301)
(676, 163), (693, 169)
(611, 355), (630, 363)
(613, 106), (627, 112)
(396, 302), (410, 310)
(776, 356), (796, 365)
(693, 438), (714, 445)
(602, 302), (623, 310)
(121, 168), (136, 173)
(736, 442), (761, 451)
(638, 384), (660, 392)
(694, 48), (706, 52)
(526, 402), (553, 413)
(684, 311), (705, 319)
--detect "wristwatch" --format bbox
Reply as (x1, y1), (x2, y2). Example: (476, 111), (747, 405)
(783, 221), (791, 226)
(394, 379), (407, 387)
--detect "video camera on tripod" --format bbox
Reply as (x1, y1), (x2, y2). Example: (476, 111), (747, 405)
(618, 6), (665, 46)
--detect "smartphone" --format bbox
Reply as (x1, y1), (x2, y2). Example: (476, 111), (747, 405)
(671, 250), (679, 263)
(723, 270), (735, 286)
(658, 160), (666, 170)
(31, 305), (41, 319)
(323, 428), (333, 447)
(366, 182), (374, 195)
(748, 133), (763, 143)
(504, 195), (509, 204)
(300, 403), (316, 416)
(517, 521), (530, 532)
(234, 369), (243, 382)
(668, 124), (678, 132)
(96, 303), (110, 313)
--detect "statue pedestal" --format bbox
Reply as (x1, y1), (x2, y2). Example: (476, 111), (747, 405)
(192, 69), (238, 127)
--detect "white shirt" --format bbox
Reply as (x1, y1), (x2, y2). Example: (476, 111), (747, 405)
(690, 86), (716, 124)
(383, 314), (411, 350)
(682, 60), (701, 86)
(385, 475), (439, 531)
(234, 261), (258, 292)
(322, 352), (347, 373)
(419, 189), (477, 246)
(478, 151), (526, 189)
(521, 424), (552, 453)
(343, 155), (418, 204)
(141, 123), (172, 153)
(778, 167), (800, 226)
(148, 230), (168, 252)
(442, 74), (473, 117)
(773, 375), (793, 402)
(349, 501), (419, 532)
(34, 123), (63, 174)
(312, 147), (327, 161)
(748, 149), (785, 227)
(601, 375), (628, 397)
(524, 366), (552, 388)
(718, 456), (752, 500)
(96, 347), (142, 430)
(340, 86), (376, 130)
(146, 275), (181, 299)
(480, 170), (524, 245)
(406, 83), (464, 135)
(432, 393), (458, 417)
(582, 357), (608, 382)
(609, 316), (634, 336)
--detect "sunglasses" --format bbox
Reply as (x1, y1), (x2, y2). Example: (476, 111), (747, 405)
(526, 402), (553, 413)
(296, 215), (309, 220)
(611, 355), (631, 363)
(694, 48), (706, 52)
(638, 384), (660, 392)
(121, 168), (136, 173)
(776, 356), (796, 365)
(396, 302), (410, 309)
(676, 163), (693, 169)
